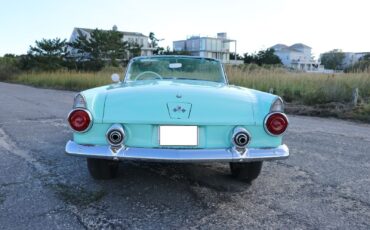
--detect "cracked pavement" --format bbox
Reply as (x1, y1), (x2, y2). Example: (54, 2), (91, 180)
(0, 82), (370, 229)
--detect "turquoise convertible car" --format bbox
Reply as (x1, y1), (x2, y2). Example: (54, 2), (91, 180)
(66, 55), (289, 182)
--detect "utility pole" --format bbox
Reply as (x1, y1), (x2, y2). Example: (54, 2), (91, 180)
(235, 40), (237, 63)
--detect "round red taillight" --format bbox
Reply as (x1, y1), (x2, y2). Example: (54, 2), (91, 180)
(265, 113), (288, 136)
(68, 109), (92, 132)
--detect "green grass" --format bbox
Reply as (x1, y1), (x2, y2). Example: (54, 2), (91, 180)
(3, 65), (370, 122)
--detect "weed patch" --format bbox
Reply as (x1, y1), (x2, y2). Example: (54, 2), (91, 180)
(52, 184), (106, 207)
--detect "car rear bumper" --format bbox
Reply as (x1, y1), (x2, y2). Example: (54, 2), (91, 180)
(65, 140), (289, 162)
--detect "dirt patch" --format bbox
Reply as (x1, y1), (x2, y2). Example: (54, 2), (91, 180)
(51, 184), (106, 207)
(286, 102), (370, 123)
(0, 192), (5, 205)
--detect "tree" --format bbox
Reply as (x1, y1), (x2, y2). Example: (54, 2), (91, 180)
(70, 29), (128, 67)
(26, 38), (67, 70)
(149, 32), (158, 48)
(257, 48), (282, 65)
(127, 42), (142, 59)
(230, 53), (243, 60)
(159, 46), (191, 55)
(243, 53), (255, 64)
(243, 48), (282, 65)
(148, 32), (164, 55)
(320, 49), (345, 70)
(29, 38), (67, 57)
(361, 53), (370, 61)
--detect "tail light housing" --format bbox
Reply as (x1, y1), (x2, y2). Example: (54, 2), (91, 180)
(68, 109), (92, 132)
(264, 112), (288, 136)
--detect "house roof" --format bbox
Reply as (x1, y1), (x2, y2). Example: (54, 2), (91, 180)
(271, 44), (288, 50)
(276, 47), (302, 53)
(271, 44), (302, 52)
(290, 43), (311, 49)
(74, 27), (148, 37)
(271, 43), (311, 54)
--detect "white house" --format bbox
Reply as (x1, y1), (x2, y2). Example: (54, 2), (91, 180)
(341, 52), (369, 68)
(271, 43), (321, 71)
(173, 33), (237, 63)
(69, 26), (155, 57)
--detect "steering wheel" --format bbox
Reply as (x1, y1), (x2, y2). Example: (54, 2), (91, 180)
(134, 71), (163, 80)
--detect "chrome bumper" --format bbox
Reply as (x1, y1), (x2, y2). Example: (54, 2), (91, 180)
(65, 141), (289, 162)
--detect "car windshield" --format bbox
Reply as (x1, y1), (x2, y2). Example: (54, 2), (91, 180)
(125, 56), (226, 83)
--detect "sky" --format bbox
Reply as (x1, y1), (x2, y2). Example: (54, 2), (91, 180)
(1, 0), (369, 59)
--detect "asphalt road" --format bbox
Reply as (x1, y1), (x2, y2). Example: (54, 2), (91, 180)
(0, 82), (370, 229)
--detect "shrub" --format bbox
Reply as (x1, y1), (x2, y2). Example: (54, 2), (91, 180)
(0, 55), (21, 81)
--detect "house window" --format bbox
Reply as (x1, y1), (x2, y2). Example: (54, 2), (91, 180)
(216, 40), (221, 51)
(200, 39), (206, 50)
(212, 40), (216, 51)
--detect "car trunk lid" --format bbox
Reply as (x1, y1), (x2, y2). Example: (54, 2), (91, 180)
(102, 80), (256, 125)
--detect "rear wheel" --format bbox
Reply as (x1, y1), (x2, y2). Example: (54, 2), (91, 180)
(87, 158), (119, 180)
(230, 161), (263, 183)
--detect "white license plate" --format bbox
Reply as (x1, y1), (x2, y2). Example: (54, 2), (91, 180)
(159, 126), (198, 146)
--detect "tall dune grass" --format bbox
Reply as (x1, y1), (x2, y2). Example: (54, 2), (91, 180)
(9, 66), (370, 102)
(12, 70), (115, 91)
(9, 65), (370, 103)
(226, 65), (370, 105)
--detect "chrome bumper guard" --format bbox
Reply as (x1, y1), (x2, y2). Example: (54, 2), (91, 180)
(65, 141), (289, 162)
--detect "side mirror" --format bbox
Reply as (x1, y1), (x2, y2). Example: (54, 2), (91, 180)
(111, 73), (120, 83)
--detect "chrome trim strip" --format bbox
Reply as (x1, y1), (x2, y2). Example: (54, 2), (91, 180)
(263, 112), (289, 136)
(65, 140), (289, 163)
(220, 62), (229, 84)
(124, 56), (228, 84)
(67, 109), (93, 133)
